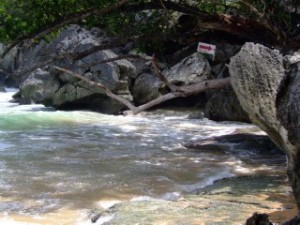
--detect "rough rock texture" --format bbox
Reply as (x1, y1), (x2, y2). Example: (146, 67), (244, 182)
(214, 43), (242, 63)
(16, 69), (60, 104)
(132, 73), (162, 105)
(277, 51), (300, 146)
(185, 133), (281, 154)
(230, 43), (287, 148)
(0, 71), (5, 92)
(164, 53), (211, 84)
(0, 44), (18, 87)
(229, 43), (300, 212)
(205, 62), (249, 123)
(0, 43), (18, 75)
(276, 50), (300, 211)
(245, 213), (273, 225)
(90, 175), (291, 225)
(132, 53), (211, 105)
(205, 86), (249, 122)
(14, 25), (136, 114)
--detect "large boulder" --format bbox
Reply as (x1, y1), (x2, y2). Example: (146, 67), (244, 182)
(276, 50), (300, 210)
(205, 62), (249, 122)
(14, 68), (60, 104)
(14, 25), (137, 114)
(132, 53), (211, 105)
(229, 43), (288, 149)
(204, 86), (249, 122)
(229, 43), (300, 211)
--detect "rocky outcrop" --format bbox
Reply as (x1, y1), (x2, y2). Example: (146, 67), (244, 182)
(229, 43), (300, 211)
(205, 86), (249, 122)
(0, 43), (18, 88)
(89, 175), (290, 225)
(0, 43), (17, 76)
(199, 39), (247, 123)
(0, 76), (5, 92)
(277, 50), (300, 147)
(13, 25), (137, 114)
(246, 213), (273, 225)
(132, 53), (211, 105)
(276, 50), (300, 212)
(230, 43), (286, 148)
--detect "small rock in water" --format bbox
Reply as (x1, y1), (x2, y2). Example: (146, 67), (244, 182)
(246, 212), (273, 225)
(282, 214), (300, 225)
(91, 212), (102, 223)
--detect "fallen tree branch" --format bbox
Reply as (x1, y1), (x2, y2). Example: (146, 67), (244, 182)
(151, 55), (181, 92)
(52, 65), (137, 112)
(52, 65), (231, 115)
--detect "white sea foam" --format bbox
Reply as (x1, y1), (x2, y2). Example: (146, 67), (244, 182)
(0, 218), (40, 225)
(179, 169), (235, 192)
(96, 200), (121, 209)
(160, 192), (181, 201)
(0, 86), (281, 225)
(130, 196), (153, 202)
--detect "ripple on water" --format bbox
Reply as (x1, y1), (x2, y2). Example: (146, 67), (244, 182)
(0, 91), (288, 224)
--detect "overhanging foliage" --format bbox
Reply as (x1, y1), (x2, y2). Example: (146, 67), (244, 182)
(0, 0), (299, 55)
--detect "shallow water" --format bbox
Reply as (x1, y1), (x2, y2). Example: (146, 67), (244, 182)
(0, 89), (286, 224)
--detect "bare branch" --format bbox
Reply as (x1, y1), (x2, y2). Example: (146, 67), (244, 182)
(239, 0), (284, 41)
(2, 0), (288, 58)
(134, 78), (231, 114)
(2, 0), (130, 58)
(52, 65), (137, 112)
(151, 55), (182, 92)
(52, 65), (231, 115)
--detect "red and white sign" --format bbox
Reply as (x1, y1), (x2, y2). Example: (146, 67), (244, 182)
(197, 42), (216, 55)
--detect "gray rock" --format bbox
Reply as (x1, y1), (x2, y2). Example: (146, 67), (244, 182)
(132, 73), (161, 105)
(15, 25), (137, 114)
(0, 44), (18, 87)
(17, 68), (60, 105)
(229, 43), (287, 149)
(276, 49), (300, 210)
(277, 50), (300, 145)
(0, 71), (5, 92)
(205, 85), (249, 123)
(205, 61), (249, 122)
(164, 53), (212, 85)
(214, 43), (242, 62)
(90, 175), (289, 225)
(0, 43), (18, 75)
(132, 53), (211, 105)
(229, 42), (300, 209)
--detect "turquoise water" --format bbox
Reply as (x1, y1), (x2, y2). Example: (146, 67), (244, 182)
(0, 89), (286, 224)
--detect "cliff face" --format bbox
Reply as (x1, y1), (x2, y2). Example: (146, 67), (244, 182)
(229, 43), (300, 209)
(277, 50), (300, 210)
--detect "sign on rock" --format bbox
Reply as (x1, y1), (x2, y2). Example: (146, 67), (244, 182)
(197, 42), (216, 60)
